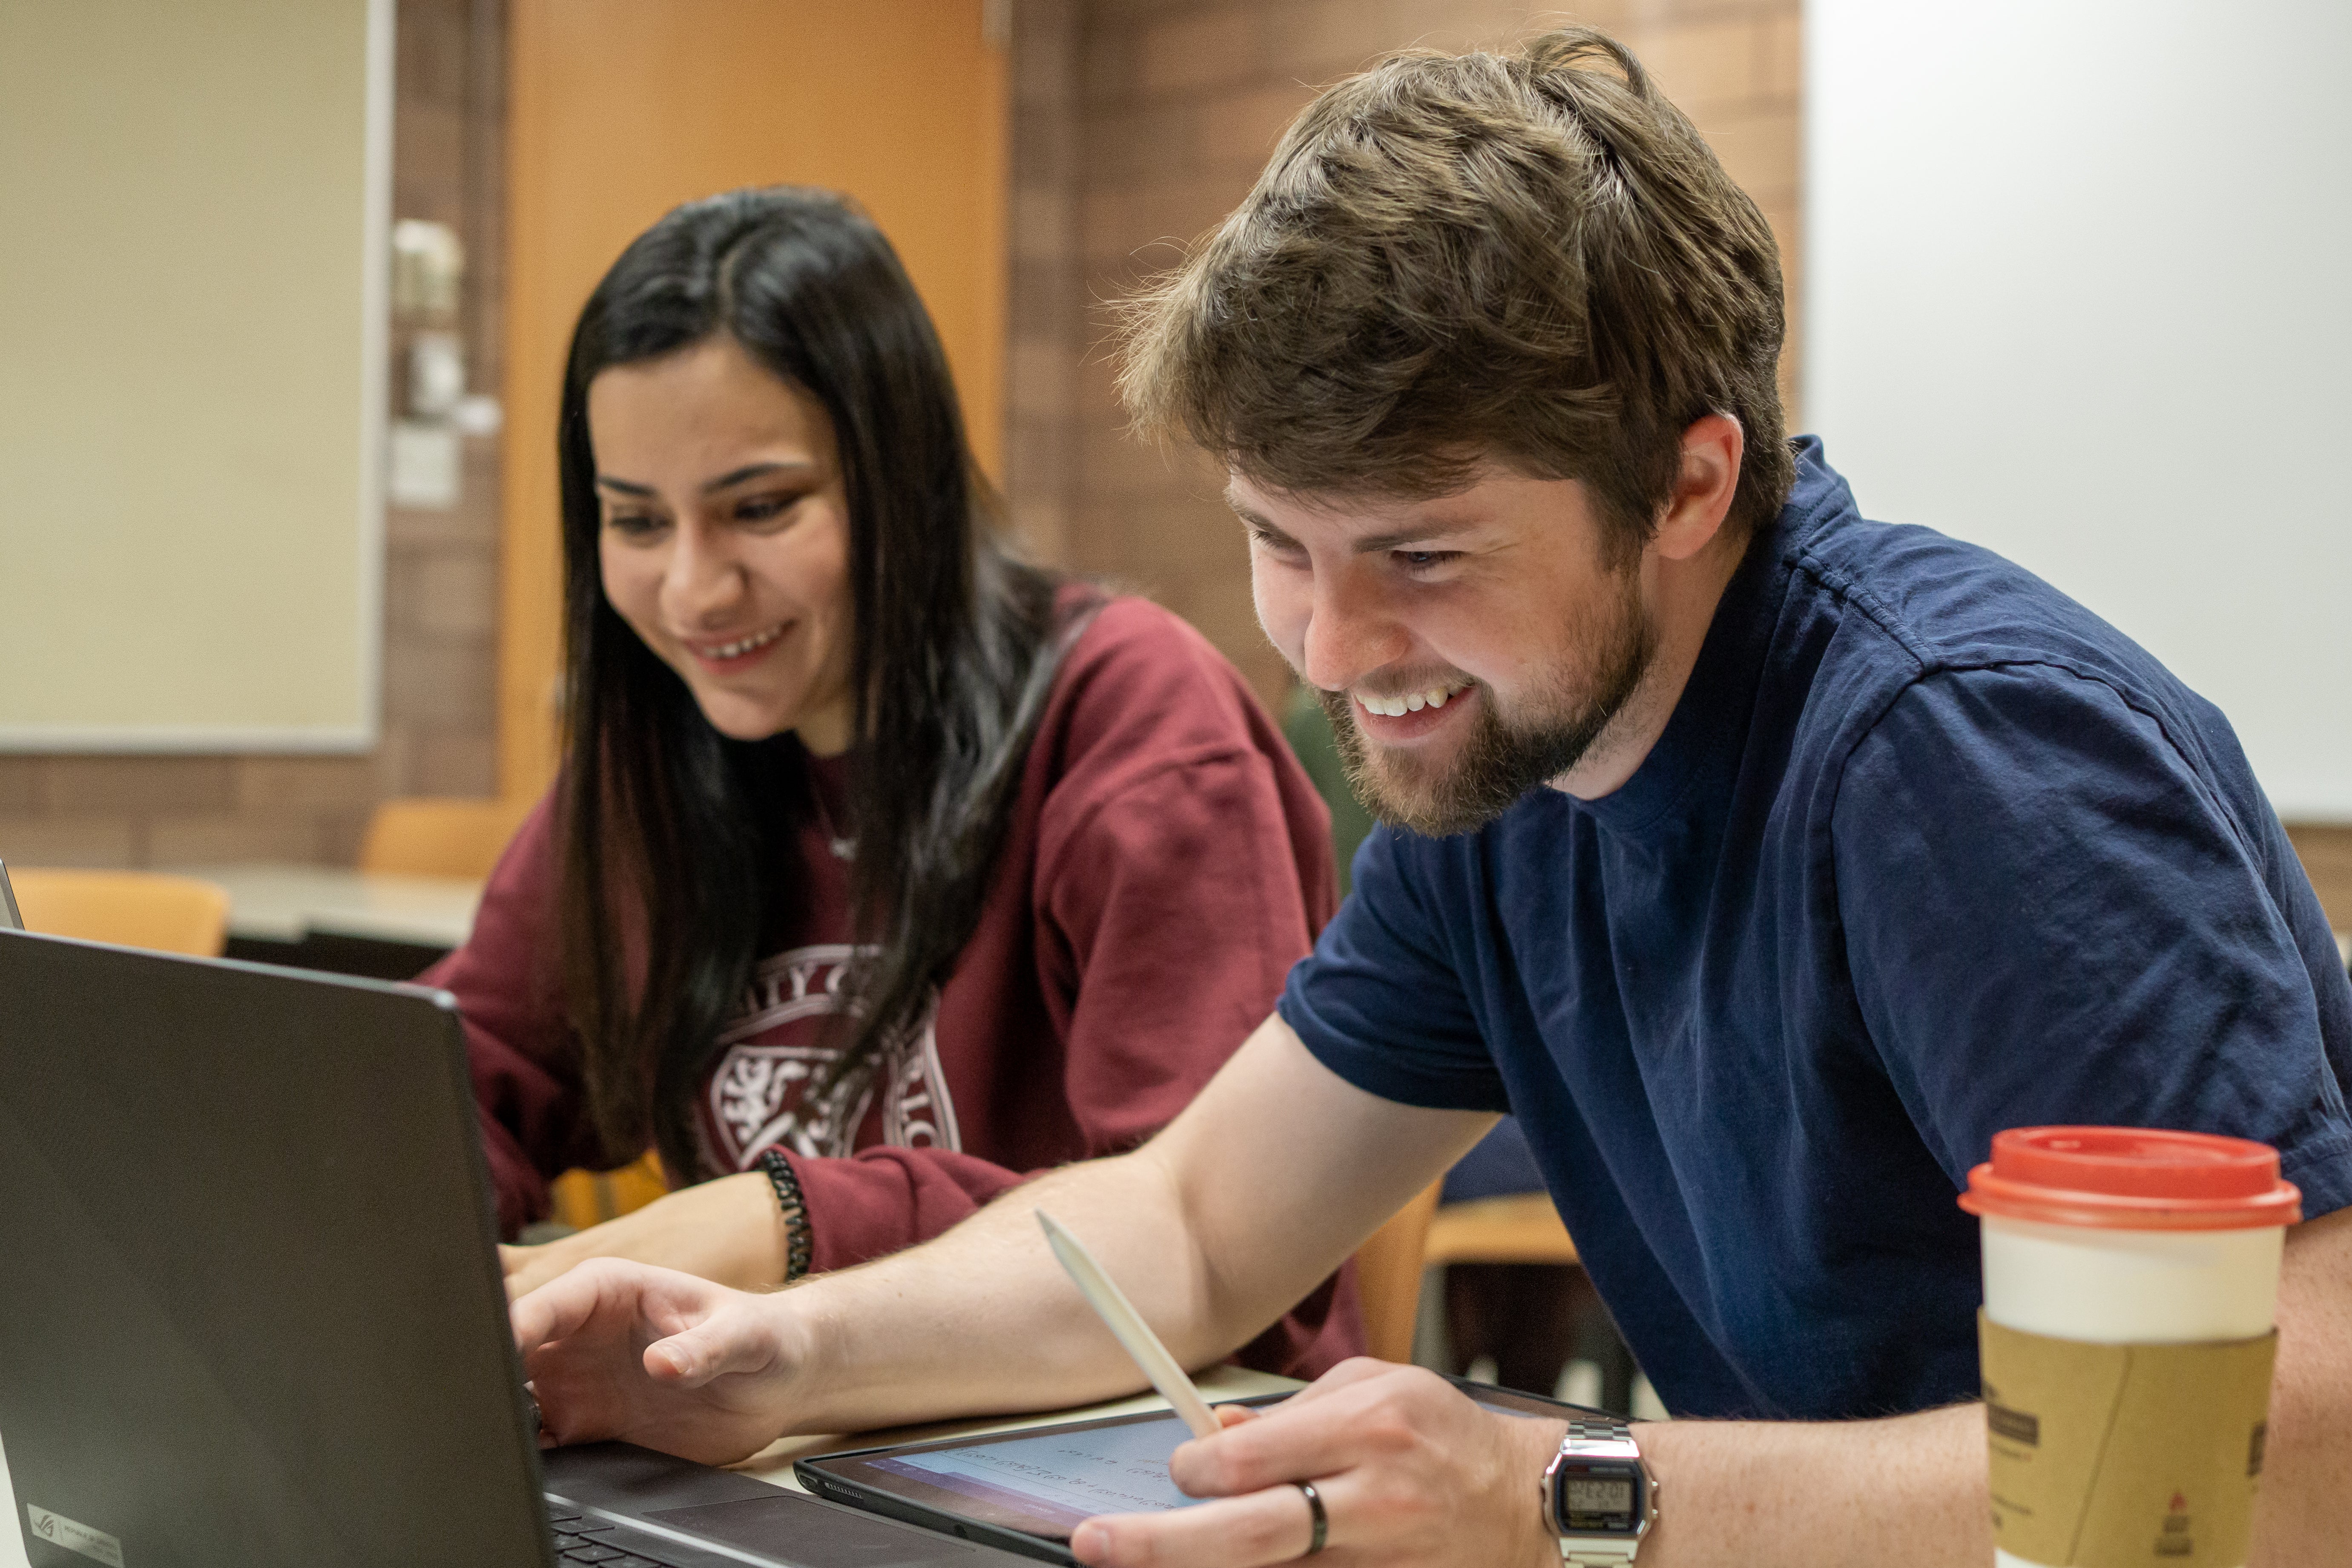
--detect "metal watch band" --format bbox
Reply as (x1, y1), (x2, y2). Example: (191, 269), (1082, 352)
(1546, 1416), (1654, 1567)
(1562, 1416), (1637, 1447)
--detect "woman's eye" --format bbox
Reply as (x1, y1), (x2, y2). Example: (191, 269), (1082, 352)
(604, 512), (666, 538)
(735, 493), (799, 524)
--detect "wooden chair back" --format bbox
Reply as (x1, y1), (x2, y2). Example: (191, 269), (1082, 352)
(1422, 1192), (1580, 1270)
(358, 795), (536, 880)
(1352, 1180), (1443, 1363)
(7, 868), (230, 956)
(547, 1150), (671, 1232)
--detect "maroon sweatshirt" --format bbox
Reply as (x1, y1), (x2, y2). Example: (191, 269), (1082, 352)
(428, 596), (1361, 1377)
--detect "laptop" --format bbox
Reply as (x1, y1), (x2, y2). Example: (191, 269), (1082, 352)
(0, 861), (1017, 1568)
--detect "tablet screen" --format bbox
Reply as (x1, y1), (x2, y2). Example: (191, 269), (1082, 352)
(864, 1410), (1201, 1532)
(806, 1384), (1578, 1544)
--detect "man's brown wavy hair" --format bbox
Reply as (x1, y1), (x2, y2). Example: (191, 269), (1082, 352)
(1117, 27), (1795, 557)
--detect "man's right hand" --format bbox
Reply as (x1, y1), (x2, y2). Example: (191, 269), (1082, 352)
(510, 1257), (801, 1466)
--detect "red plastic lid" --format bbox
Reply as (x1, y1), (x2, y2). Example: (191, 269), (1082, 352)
(1959, 1126), (2301, 1231)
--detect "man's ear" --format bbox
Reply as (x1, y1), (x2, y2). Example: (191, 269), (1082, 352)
(1652, 414), (1744, 562)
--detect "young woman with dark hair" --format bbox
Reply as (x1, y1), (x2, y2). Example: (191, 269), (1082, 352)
(423, 187), (1356, 1375)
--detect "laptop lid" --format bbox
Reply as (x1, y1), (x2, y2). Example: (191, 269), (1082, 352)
(0, 928), (554, 1568)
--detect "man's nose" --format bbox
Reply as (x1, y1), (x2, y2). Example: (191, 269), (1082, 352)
(1300, 566), (1410, 694)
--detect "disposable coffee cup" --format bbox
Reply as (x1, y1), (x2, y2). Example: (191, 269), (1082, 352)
(1960, 1127), (2300, 1568)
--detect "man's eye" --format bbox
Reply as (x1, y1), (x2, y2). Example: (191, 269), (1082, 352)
(1396, 550), (1457, 570)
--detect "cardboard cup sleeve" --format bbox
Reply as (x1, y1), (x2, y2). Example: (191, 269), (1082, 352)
(1980, 1312), (2276, 1568)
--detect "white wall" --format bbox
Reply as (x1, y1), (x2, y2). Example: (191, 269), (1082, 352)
(0, 0), (391, 752)
(0, 1428), (26, 1568)
(1807, 0), (2352, 819)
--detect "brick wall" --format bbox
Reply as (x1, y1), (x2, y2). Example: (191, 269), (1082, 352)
(8, 1), (2349, 933)
(1001, 2), (2352, 933)
(1005, 0), (1801, 708)
(0, 0), (507, 870)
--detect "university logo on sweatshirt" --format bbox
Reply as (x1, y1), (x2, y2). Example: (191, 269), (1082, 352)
(699, 942), (962, 1171)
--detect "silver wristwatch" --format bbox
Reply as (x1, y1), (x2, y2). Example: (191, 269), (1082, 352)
(1539, 1415), (1659, 1565)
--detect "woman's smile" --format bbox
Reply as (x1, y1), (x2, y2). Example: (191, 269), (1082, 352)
(681, 620), (790, 672)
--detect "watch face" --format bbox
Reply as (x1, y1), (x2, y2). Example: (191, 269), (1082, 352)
(1553, 1461), (1642, 1534)
(1564, 1476), (1634, 1516)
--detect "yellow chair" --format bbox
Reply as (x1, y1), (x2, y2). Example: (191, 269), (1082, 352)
(357, 795), (537, 880)
(1349, 1187), (1585, 1366)
(8, 868), (230, 957)
(547, 1150), (672, 1232)
(1353, 1180), (1445, 1362)
(1423, 1192), (1579, 1271)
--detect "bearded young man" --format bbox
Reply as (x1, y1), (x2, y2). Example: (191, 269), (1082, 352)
(507, 30), (2352, 1567)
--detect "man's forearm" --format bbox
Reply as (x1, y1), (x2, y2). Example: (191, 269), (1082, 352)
(768, 1015), (1483, 1437)
(775, 1147), (1243, 1433)
(1632, 1402), (1988, 1568)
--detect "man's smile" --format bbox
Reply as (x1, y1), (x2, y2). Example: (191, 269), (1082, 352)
(1351, 680), (1479, 742)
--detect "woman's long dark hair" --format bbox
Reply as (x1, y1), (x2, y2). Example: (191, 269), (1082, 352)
(555, 187), (1080, 1180)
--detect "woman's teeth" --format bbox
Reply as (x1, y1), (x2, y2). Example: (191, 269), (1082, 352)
(704, 625), (784, 659)
(1357, 682), (1470, 718)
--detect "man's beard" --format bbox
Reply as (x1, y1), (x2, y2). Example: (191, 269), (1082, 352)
(1316, 572), (1654, 838)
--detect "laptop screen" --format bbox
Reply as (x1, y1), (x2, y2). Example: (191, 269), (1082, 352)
(0, 933), (553, 1567)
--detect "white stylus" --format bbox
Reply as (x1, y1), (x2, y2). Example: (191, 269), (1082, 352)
(1037, 1208), (1222, 1439)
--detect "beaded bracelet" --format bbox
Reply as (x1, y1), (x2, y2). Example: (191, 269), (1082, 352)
(756, 1148), (814, 1282)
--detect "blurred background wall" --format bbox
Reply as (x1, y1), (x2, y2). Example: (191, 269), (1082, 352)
(4, 0), (2346, 923)
(1000, 0), (1799, 709)
(0, 0), (503, 866)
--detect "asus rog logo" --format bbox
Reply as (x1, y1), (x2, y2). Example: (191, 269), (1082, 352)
(23, 1505), (125, 1567)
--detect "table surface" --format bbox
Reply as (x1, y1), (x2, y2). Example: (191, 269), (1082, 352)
(162, 861), (482, 949)
(731, 1363), (1303, 1493)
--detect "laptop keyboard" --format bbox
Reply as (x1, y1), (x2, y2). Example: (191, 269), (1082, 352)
(547, 1506), (698, 1567)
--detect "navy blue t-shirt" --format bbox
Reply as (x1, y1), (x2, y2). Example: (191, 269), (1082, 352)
(1281, 438), (2352, 1422)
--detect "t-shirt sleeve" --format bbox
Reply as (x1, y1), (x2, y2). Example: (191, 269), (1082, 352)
(1832, 664), (2352, 1215)
(1279, 826), (1512, 1114)
(418, 791), (611, 1239)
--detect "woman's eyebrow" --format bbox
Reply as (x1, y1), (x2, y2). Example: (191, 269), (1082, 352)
(593, 459), (819, 499)
(700, 459), (816, 494)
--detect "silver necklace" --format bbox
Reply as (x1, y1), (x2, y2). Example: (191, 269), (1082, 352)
(810, 782), (856, 862)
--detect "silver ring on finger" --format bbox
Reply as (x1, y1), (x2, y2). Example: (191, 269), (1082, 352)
(1294, 1480), (1327, 1557)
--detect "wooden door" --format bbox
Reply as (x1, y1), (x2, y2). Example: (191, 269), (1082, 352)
(499, 0), (1008, 799)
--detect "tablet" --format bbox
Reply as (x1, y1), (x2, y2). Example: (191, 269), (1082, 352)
(796, 1378), (1602, 1565)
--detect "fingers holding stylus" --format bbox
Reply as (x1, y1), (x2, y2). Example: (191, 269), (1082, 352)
(1079, 1360), (1565, 1568)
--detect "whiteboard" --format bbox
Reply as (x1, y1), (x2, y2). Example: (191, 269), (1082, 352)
(0, 0), (392, 751)
(1806, 0), (2352, 819)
